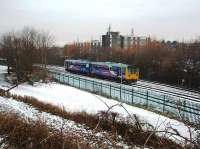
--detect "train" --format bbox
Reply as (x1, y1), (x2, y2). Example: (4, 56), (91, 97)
(64, 59), (139, 83)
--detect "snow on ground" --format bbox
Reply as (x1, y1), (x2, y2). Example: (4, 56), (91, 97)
(0, 65), (198, 144)
(0, 96), (132, 148)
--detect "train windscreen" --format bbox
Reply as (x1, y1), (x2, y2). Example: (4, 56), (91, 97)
(128, 66), (139, 74)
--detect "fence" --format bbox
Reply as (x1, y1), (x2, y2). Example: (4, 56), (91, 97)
(49, 70), (200, 125)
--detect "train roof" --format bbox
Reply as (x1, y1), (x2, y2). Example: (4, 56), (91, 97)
(91, 62), (128, 68)
(65, 59), (129, 68)
(65, 59), (90, 64)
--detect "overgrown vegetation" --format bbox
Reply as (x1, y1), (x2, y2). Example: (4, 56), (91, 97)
(1, 89), (198, 148)
(0, 112), (90, 149)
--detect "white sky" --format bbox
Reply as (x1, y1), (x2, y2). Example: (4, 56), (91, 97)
(0, 0), (200, 46)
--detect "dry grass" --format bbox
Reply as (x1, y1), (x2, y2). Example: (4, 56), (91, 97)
(0, 88), (185, 148)
(0, 112), (90, 149)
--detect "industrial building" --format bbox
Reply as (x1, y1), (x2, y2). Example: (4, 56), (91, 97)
(102, 25), (151, 49)
(66, 25), (151, 50)
(102, 25), (122, 49)
(91, 40), (101, 49)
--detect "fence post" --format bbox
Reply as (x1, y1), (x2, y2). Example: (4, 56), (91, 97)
(132, 88), (134, 105)
(85, 79), (86, 90)
(120, 85), (122, 100)
(57, 72), (59, 80)
(73, 76), (74, 86)
(182, 100), (186, 121)
(55, 72), (57, 80)
(146, 90), (149, 108)
(92, 80), (94, 92)
(163, 95), (166, 112)
(64, 75), (66, 84)
(59, 73), (61, 82)
(101, 82), (103, 95)
(58, 73), (60, 82)
(78, 77), (80, 89)
(110, 84), (111, 98)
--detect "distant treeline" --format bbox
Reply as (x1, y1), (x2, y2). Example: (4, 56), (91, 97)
(63, 40), (200, 90)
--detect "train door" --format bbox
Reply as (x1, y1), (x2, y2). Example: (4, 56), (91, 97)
(64, 60), (69, 70)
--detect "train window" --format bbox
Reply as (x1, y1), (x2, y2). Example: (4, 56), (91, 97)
(128, 67), (135, 74)
(136, 68), (139, 73)
(102, 66), (108, 70)
(111, 67), (115, 71)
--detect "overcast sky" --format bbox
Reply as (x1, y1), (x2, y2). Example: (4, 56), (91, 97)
(0, 0), (200, 46)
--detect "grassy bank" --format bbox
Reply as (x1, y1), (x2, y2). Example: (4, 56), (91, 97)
(0, 112), (90, 149)
(0, 89), (187, 148)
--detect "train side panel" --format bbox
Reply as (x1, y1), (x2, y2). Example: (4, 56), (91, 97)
(91, 64), (116, 79)
(65, 60), (90, 74)
(90, 64), (127, 80)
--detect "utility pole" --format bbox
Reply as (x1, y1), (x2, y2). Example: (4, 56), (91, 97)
(108, 24), (111, 35)
(131, 28), (134, 37)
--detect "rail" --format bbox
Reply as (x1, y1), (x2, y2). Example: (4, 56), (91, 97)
(139, 79), (200, 94)
(132, 83), (200, 102)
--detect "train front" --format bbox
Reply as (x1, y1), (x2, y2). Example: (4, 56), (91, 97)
(125, 66), (139, 82)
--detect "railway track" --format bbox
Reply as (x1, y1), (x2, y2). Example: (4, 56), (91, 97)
(132, 82), (200, 102)
(45, 65), (200, 102)
(138, 79), (200, 94)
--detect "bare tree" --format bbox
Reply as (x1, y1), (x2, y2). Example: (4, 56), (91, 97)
(36, 31), (54, 70)
(0, 33), (15, 74)
(0, 27), (54, 83)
